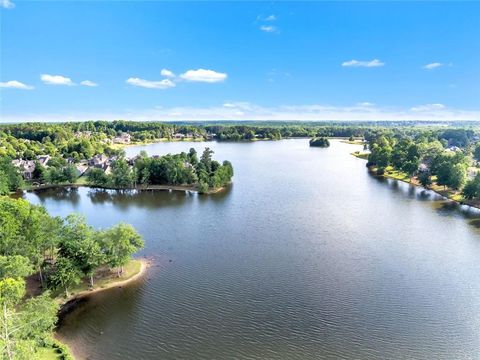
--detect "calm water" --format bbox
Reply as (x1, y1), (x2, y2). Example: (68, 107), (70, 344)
(25, 140), (480, 359)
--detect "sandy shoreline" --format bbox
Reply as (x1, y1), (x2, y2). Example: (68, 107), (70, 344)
(55, 259), (150, 359)
(60, 259), (148, 304)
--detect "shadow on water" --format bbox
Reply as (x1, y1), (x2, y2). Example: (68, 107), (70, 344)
(27, 187), (81, 205)
(368, 171), (480, 229)
(86, 188), (193, 210)
(197, 183), (233, 204)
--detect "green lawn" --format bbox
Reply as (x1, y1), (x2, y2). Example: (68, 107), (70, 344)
(37, 347), (61, 360)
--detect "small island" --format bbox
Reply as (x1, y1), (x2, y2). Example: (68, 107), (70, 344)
(309, 137), (330, 148)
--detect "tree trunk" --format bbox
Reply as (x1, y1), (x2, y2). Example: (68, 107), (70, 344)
(38, 266), (44, 288)
(117, 267), (121, 277)
(90, 274), (94, 288)
(65, 286), (69, 298)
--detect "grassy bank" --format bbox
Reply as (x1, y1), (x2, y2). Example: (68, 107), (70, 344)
(111, 137), (208, 150)
(54, 259), (145, 302)
(351, 151), (369, 160)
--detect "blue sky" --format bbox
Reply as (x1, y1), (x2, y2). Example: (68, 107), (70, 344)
(1, 1), (479, 122)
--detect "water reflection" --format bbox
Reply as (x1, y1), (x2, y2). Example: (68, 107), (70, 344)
(28, 187), (81, 205)
(22, 140), (480, 360)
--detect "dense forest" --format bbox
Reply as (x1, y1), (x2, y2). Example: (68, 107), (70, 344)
(0, 196), (144, 359)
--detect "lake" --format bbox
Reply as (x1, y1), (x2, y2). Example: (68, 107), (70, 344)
(25, 139), (480, 359)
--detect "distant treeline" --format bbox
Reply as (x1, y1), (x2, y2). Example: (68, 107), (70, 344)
(1, 120), (479, 159)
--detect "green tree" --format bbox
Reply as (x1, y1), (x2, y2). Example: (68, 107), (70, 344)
(418, 171), (432, 188)
(87, 168), (110, 186)
(48, 257), (82, 297)
(110, 158), (134, 188)
(101, 224), (144, 277)
(0, 256), (33, 279)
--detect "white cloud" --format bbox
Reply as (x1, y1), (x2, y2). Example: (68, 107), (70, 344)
(342, 59), (385, 68)
(160, 69), (175, 78)
(7, 101), (478, 123)
(80, 80), (98, 87)
(179, 69), (227, 83)
(41, 74), (74, 86)
(260, 25), (278, 33)
(410, 103), (446, 112)
(0, 80), (34, 90)
(356, 102), (375, 107)
(423, 62), (444, 70)
(0, 0), (15, 9)
(265, 15), (276, 21)
(126, 77), (176, 89)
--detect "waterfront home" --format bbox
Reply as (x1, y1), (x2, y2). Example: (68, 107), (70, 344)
(36, 155), (51, 167)
(173, 133), (185, 139)
(89, 154), (109, 168)
(12, 159), (36, 179)
(75, 163), (89, 176)
(127, 155), (140, 166)
(113, 133), (131, 144)
(74, 131), (92, 138)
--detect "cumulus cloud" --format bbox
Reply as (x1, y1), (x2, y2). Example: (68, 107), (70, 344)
(179, 69), (227, 83)
(0, 0), (15, 9)
(160, 69), (175, 78)
(342, 59), (385, 68)
(410, 103), (446, 112)
(126, 77), (176, 89)
(260, 25), (278, 33)
(423, 62), (444, 70)
(41, 74), (74, 86)
(80, 80), (98, 87)
(0, 80), (34, 90)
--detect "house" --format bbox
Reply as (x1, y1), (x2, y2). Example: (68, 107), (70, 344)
(126, 155), (140, 166)
(89, 154), (108, 168)
(12, 159), (36, 179)
(446, 146), (461, 152)
(418, 163), (429, 172)
(75, 163), (89, 177)
(173, 133), (185, 139)
(113, 133), (131, 144)
(36, 155), (51, 167)
(74, 131), (92, 139)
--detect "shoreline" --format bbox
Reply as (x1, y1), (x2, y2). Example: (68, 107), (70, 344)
(351, 152), (480, 211)
(24, 182), (227, 195)
(58, 259), (148, 306)
(55, 259), (150, 360)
